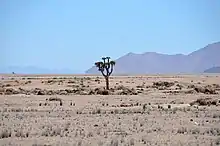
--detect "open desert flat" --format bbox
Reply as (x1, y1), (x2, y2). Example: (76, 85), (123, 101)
(0, 74), (220, 146)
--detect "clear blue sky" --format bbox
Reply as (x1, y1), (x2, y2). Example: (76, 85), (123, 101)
(1, 0), (220, 73)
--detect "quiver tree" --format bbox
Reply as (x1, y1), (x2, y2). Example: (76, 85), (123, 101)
(95, 57), (116, 90)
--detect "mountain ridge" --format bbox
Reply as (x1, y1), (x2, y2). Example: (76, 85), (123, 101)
(204, 66), (220, 73)
(86, 41), (220, 74)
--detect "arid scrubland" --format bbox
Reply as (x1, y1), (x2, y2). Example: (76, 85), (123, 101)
(0, 74), (220, 146)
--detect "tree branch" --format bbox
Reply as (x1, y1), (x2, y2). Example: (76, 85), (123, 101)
(108, 65), (114, 76)
(99, 67), (107, 77)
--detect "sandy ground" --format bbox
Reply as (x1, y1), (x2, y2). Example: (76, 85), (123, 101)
(0, 74), (220, 146)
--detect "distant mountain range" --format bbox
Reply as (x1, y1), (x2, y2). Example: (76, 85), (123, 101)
(86, 42), (220, 74)
(0, 66), (81, 74)
(2, 42), (219, 75)
(204, 67), (220, 73)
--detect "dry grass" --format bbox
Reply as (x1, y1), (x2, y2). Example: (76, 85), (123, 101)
(0, 74), (220, 145)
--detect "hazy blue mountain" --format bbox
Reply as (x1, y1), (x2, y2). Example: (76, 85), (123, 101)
(187, 42), (220, 72)
(86, 42), (220, 74)
(0, 66), (81, 74)
(204, 66), (220, 73)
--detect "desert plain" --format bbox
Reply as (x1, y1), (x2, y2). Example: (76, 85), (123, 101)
(0, 74), (220, 146)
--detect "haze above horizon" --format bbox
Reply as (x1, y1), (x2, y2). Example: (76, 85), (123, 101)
(1, 0), (220, 73)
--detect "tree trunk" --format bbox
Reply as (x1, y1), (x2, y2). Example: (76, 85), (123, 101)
(105, 76), (109, 90)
